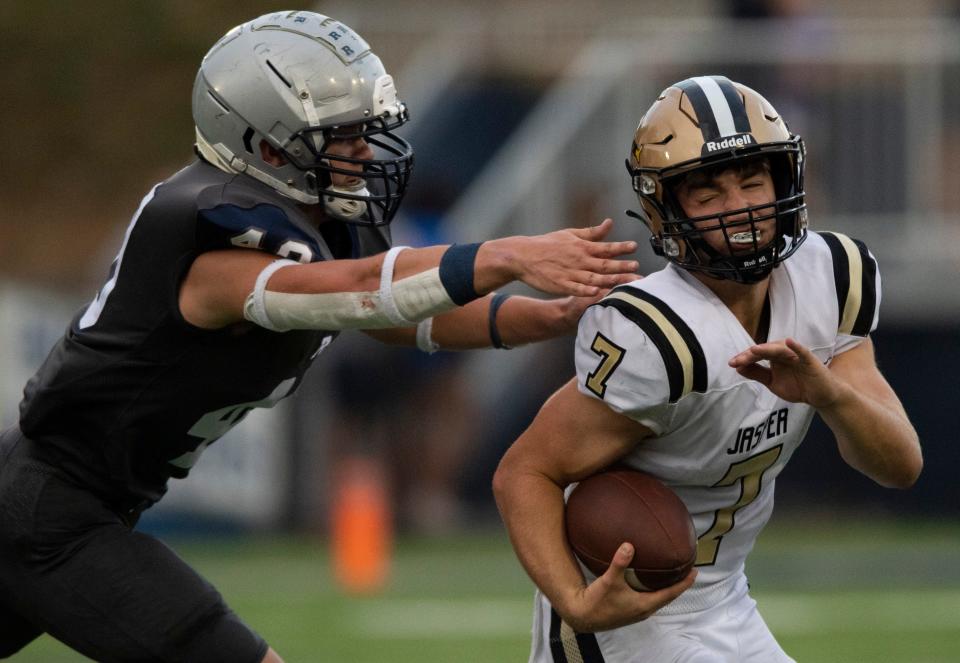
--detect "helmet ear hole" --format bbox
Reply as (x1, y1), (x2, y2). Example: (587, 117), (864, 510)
(242, 128), (255, 154)
(304, 171), (318, 194)
(258, 140), (288, 168)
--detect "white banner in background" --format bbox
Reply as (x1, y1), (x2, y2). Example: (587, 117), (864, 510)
(0, 282), (74, 430)
(0, 283), (288, 527)
(157, 401), (290, 526)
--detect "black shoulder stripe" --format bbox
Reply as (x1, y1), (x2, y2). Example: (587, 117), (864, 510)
(819, 231), (850, 330)
(598, 285), (707, 403)
(851, 238), (878, 336)
(549, 609), (605, 663)
(601, 298), (685, 402)
(820, 232), (877, 337)
(616, 286), (708, 393)
(713, 76), (752, 133)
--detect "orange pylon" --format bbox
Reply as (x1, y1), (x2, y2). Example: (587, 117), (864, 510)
(330, 455), (393, 594)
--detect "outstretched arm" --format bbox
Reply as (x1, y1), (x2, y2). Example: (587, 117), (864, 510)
(364, 292), (602, 350)
(729, 337), (922, 488)
(180, 218), (637, 330)
(492, 379), (695, 633)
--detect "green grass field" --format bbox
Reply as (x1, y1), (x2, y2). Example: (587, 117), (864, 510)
(14, 518), (960, 662)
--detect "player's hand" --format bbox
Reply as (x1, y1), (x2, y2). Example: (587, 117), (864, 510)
(556, 294), (605, 332)
(478, 218), (640, 297)
(551, 274), (645, 334)
(729, 337), (846, 409)
(561, 543), (696, 633)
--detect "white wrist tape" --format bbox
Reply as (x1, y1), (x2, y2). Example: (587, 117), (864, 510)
(380, 246), (413, 326)
(244, 259), (299, 331)
(416, 317), (440, 353)
(243, 253), (458, 332)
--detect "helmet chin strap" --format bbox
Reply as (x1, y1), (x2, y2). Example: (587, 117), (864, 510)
(196, 128), (321, 205)
(688, 236), (780, 284)
(323, 180), (370, 221)
(194, 128), (239, 175)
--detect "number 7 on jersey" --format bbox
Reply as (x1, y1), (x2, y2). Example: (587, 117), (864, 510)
(585, 332), (626, 398)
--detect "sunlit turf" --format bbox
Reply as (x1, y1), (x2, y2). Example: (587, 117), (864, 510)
(14, 518), (960, 662)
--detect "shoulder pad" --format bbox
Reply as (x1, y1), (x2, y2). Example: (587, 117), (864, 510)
(197, 202), (323, 264)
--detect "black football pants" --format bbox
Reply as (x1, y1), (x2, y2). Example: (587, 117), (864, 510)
(0, 427), (268, 662)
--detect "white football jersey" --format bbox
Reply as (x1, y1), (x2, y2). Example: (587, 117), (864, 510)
(574, 230), (880, 591)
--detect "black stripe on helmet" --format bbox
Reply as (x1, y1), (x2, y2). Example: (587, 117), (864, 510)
(677, 78), (721, 142)
(712, 76), (752, 133)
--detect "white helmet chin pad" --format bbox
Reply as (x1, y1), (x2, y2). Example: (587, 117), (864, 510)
(324, 182), (370, 221)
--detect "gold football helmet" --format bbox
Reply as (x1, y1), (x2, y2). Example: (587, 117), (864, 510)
(626, 75), (807, 283)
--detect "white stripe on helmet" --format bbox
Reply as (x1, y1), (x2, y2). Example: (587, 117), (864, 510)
(691, 76), (737, 137)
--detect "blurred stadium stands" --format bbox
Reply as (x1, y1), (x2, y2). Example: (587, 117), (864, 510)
(1, 1), (957, 535)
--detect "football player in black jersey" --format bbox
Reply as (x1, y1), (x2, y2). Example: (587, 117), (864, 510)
(0, 12), (643, 663)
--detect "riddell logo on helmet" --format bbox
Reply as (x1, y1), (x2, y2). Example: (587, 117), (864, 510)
(703, 134), (756, 154)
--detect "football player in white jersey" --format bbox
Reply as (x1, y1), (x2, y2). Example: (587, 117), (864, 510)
(493, 76), (922, 663)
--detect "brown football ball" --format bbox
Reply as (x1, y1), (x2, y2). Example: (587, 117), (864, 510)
(565, 468), (697, 591)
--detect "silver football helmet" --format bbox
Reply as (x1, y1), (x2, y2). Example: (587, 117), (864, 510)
(192, 11), (414, 225)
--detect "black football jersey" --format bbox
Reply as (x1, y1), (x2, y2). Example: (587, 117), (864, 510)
(19, 160), (391, 504)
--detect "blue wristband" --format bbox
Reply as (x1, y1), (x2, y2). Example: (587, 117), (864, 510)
(439, 243), (482, 305)
(488, 293), (513, 349)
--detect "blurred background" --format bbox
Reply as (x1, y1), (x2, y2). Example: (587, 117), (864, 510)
(1, 1), (958, 661)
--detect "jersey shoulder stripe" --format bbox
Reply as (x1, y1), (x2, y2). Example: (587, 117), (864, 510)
(596, 284), (707, 403)
(818, 231), (879, 336)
